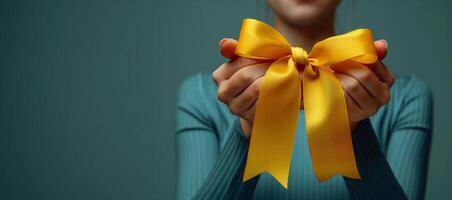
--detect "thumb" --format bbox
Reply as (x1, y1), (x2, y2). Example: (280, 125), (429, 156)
(374, 39), (388, 60)
(219, 38), (238, 59)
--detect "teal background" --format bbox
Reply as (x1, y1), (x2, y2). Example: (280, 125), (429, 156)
(1, 0), (451, 199)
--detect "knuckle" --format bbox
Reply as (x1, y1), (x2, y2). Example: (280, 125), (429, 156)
(217, 85), (229, 102)
(348, 79), (360, 93)
(212, 63), (227, 84)
(339, 75), (355, 92)
(217, 91), (226, 102)
(245, 112), (255, 122)
(251, 81), (261, 95)
(211, 70), (219, 84)
(229, 98), (246, 117)
(239, 71), (253, 83)
(380, 83), (390, 104)
(382, 91), (391, 105)
(228, 107), (236, 115)
(245, 107), (256, 120)
(389, 76), (396, 86)
(361, 71), (372, 82)
(229, 105), (240, 116)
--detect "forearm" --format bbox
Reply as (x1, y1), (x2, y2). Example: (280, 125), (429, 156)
(179, 118), (259, 200)
(343, 119), (407, 200)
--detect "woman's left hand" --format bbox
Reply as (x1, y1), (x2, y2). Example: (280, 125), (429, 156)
(330, 39), (395, 130)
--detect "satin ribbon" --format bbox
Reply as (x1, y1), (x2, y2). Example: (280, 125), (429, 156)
(236, 19), (378, 188)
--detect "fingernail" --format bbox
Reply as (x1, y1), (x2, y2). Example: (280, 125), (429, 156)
(380, 39), (388, 48)
(219, 38), (228, 47)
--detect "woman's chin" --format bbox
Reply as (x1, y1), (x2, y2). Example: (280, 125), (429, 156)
(284, 13), (326, 26)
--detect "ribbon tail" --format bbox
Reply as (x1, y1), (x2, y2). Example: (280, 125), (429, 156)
(243, 57), (301, 188)
(303, 66), (361, 181)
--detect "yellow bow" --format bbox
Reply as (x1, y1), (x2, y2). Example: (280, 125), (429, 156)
(236, 19), (378, 188)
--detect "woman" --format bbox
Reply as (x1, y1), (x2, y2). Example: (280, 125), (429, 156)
(176, 0), (432, 199)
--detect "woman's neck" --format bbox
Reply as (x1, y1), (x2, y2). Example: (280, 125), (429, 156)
(274, 14), (336, 51)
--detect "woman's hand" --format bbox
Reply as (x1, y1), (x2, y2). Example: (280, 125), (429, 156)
(330, 39), (395, 130)
(213, 38), (395, 138)
(212, 38), (270, 138)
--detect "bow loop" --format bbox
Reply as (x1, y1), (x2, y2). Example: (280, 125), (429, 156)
(235, 19), (292, 60)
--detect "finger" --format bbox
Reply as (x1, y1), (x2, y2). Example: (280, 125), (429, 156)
(219, 38), (238, 59)
(217, 63), (269, 102)
(343, 89), (366, 122)
(330, 60), (387, 101)
(242, 99), (258, 122)
(335, 72), (378, 115)
(229, 77), (262, 116)
(368, 61), (395, 87)
(212, 57), (262, 84)
(374, 39), (388, 60)
(224, 63), (269, 97)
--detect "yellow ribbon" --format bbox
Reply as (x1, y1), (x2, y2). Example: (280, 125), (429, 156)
(236, 19), (378, 188)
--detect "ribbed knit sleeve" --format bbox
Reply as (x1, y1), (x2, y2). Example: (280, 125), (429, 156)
(176, 75), (259, 200)
(344, 77), (433, 200)
(176, 73), (432, 200)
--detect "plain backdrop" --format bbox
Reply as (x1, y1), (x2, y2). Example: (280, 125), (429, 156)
(1, 0), (451, 199)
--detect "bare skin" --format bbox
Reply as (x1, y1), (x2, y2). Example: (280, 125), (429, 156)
(212, 0), (395, 138)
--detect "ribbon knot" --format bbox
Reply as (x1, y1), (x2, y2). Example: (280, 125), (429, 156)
(291, 47), (308, 65)
(235, 19), (378, 189)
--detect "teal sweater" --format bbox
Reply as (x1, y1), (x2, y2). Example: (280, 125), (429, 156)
(176, 72), (432, 200)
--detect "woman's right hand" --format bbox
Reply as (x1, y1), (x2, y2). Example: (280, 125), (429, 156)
(212, 38), (270, 138)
